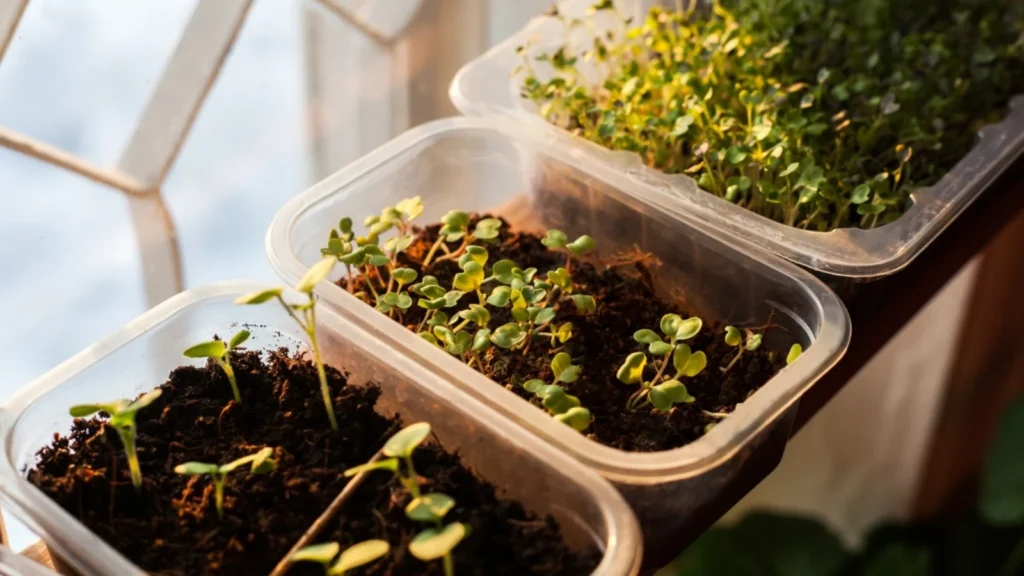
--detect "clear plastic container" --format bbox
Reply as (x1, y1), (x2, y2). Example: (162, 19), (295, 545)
(266, 117), (851, 562)
(0, 281), (641, 576)
(449, 0), (1024, 281)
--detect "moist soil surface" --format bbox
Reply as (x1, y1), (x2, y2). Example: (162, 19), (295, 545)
(345, 216), (785, 452)
(28, 349), (597, 576)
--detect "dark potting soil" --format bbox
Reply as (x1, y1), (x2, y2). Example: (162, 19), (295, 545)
(28, 349), (597, 576)
(345, 216), (786, 452)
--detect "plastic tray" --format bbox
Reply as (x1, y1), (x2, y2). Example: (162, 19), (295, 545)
(449, 0), (1024, 281)
(0, 281), (641, 576)
(266, 117), (851, 561)
(0, 545), (56, 576)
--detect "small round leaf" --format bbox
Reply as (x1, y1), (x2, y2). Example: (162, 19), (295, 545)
(183, 340), (227, 360)
(616, 352), (647, 384)
(291, 542), (340, 565)
(682, 351), (708, 378)
(674, 317), (703, 341)
(555, 407), (591, 432)
(649, 341), (674, 356)
(383, 422), (431, 458)
(405, 493), (455, 523)
(335, 540), (390, 573)
(296, 257), (337, 293)
(409, 523), (467, 561)
(786, 343), (803, 365)
(633, 329), (661, 344)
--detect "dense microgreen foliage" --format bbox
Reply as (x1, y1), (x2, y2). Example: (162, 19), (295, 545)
(721, 325), (764, 373)
(174, 447), (276, 519)
(519, 0), (1024, 230)
(291, 540), (390, 575)
(520, 353), (591, 432)
(69, 389), (162, 490)
(617, 314), (706, 412)
(235, 257), (340, 430)
(182, 329), (250, 403)
(345, 423), (467, 576)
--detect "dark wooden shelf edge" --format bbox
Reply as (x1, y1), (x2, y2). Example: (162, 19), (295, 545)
(794, 157), (1024, 434)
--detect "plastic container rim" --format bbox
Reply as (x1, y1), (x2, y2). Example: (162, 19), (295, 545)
(265, 117), (852, 485)
(448, 1), (1024, 278)
(0, 280), (642, 576)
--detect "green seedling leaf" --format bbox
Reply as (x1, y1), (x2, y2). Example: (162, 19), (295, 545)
(649, 341), (674, 356)
(617, 352), (647, 384)
(673, 344), (692, 374)
(297, 257), (337, 293)
(235, 287), (283, 305)
(487, 286), (512, 307)
(490, 324), (525, 349)
(453, 261), (485, 292)
(338, 217), (354, 236)
(490, 260), (518, 285)
(519, 285), (547, 304)
(409, 523), (468, 561)
(344, 458), (400, 477)
(473, 218), (503, 241)
(391, 267), (418, 285)
(542, 229), (568, 249)
(634, 329), (661, 344)
(681, 351), (708, 377)
(523, 379), (547, 394)
(655, 380), (695, 405)
(457, 304), (491, 327)
(533, 306), (557, 326)
(746, 334), (763, 351)
(385, 234), (415, 255)
(228, 330), (250, 349)
(724, 326), (742, 347)
(551, 352), (581, 383)
(547, 267), (572, 290)
(334, 540), (390, 573)
(472, 329), (492, 352)
(183, 340), (227, 359)
(174, 462), (219, 476)
(660, 314), (683, 338)
(406, 492), (455, 523)
(439, 210), (470, 241)
(786, 343), (803, 365)
(383, 422), (431, 458)
(675, 317), (703, 341)
(291, 542), (340, 565)
(566, 235), (595, 255)
(552, 322), (573, 344)
(459, 245), (489, 268)
(572, 294), (596, 314)
(851, 184), (872, 204)
(419, 332), (439, 346)
(395, 196), (424, 220)
(125, 389), (163, 414)
(542, 386), (581, 415)
(555, 406), (591, 432)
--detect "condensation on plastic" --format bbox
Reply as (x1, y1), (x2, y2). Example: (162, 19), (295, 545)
(0, 282), (641, 576)
(265, 117), (851, 561)
(449, 0), (1024, 279)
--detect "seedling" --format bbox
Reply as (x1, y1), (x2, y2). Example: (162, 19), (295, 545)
(618, 314), (706, 412)
(721, 326), (764, 374)
(411, 276), (464, 331)
(786, 343), (803, 365)
(174, 447), (276, 518)
(235, 257), (340, 430)
(291, 540), (390, 576)
(69, 389), (162, 490)
(521, 2), (1024, 230)
(541, 229), (594, 273)
(521, 353), (591, 432)
(182, 330), (250, 403)
(422, 210), (503, 267)
(345, 423), (467, 576)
